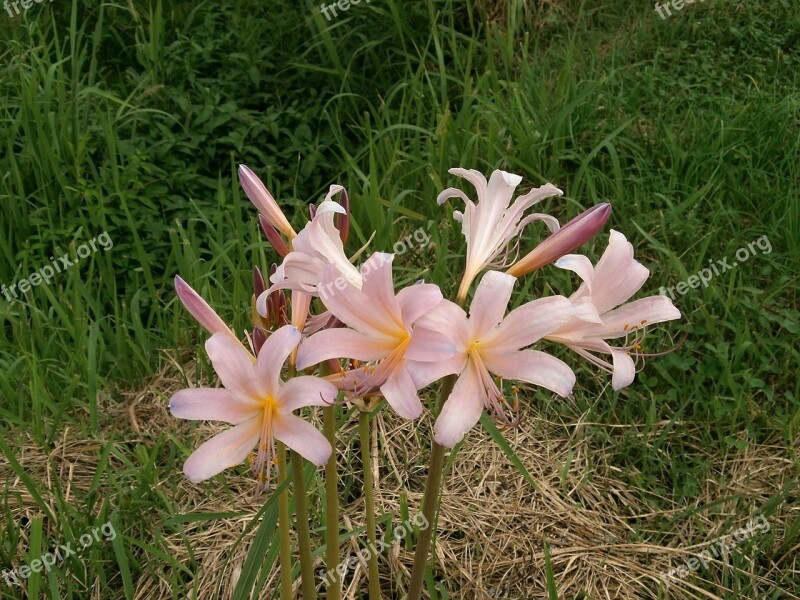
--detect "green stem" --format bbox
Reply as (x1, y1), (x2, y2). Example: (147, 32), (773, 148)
(359, 410), (381, 599)
(277, 442), (293, 600)
(292, 451), (317, 600)
(407, 373), (457, 600)
(324, 405), (340, 600)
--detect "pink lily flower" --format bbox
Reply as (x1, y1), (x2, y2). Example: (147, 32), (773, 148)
(417, 270), (576, 447)
(437, 168), (563, 301)
(256, 186), (361, 316)
(544, 229), (681, 390)
(170, 325), (336, 488)
(296, 253), (455, 420)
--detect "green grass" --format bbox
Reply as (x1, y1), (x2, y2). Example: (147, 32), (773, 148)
(1, 0), (798, 597)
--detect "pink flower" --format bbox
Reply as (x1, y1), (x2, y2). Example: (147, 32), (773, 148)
(545, 229), (681, 390)
(256, 186), (360, 315)
(419, 271), (576, 447)
(170, 325), (336, 488)
(296, 253), (455, 419)
(437, 168), (563, 301)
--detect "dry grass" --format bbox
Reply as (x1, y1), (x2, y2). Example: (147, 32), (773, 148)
(2, 360), (797, 599)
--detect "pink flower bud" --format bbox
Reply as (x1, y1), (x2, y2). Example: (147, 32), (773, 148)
(507, 203), (611, 277)
(239, 164), (296, 239)
(258, 214), (290, 257)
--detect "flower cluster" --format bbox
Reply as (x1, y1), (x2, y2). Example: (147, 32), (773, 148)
(168, 163), (680, 597)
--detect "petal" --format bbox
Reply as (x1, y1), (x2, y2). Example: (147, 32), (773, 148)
(174, 276), (235, 338)
(481, 295), (574, 353)
(588, 296), (682, 339)
(307, 210), (363, 287)
(183, 417), (261, 483)
(406, 327), (458, 362)
(447, 168), (489, 200)
(414, 299), (469, 349)
(610, 349), (636, 390)
(589, 230), (650, 313)
(407, 353), (467, 390)
(255, 325), (301, 393)
(481, 349), (575, 397)
(571, 297), (603, 324)
(396, 283), (444, 325)
(296, 328), (396, 370)
(555, 254), (595, 288)
(169, 388), (261, 424)
(359, 253), (404, 328)
(468, 271), (516, 337)
(279, 376), (339, 411)
(380, 366), (424, 419)
(273, 413), (332, 466)
(205, 333), (263, 400)
(317, 264), (402, 337)
(433, 361), (484, 447)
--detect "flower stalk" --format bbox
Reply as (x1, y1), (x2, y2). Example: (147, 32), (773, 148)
(324, 405), (340, 599)
(276, 442), (293, 599)
(359, 408), (381, 599)
(292, 450), (317, 600)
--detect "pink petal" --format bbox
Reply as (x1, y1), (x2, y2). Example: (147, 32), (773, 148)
(447, 168), (489, 200)
(396, 283), (444, 325)
(296, 329), (396, 370)
(183, 417), (261, 483)
(307, 209), (363, 287)
(291, 290), (312, 332)
(174, 276), (234, 338)
(279, 376), (339, 411)
(255, 325), (301, 393)
(610, 349), (636, 390)
(414, 299), (469, 349)
(170, 388), (261, 424)
(317, 264), (401, 337)
(205, 333), (263, 400)
(433, 361), (484, 447)
(555, 254), (595, 289)
(588, 296), (682, 339)
(481, 349), (575, 397)
(406, 327), (457, 362)
(571, 297), (603, 323)
(589, 230), (650, 313)
(359, 253), (403, 326)
(407, 353), (467, 390)
(468, 271), (516, 337)
(481, 295), (573, 353)
(379, 366), (424, 419)
(273, 413), (332, 466)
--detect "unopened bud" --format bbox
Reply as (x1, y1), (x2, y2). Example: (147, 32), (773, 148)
(258, 214), (290, 257)
(239, 164), (296, 239)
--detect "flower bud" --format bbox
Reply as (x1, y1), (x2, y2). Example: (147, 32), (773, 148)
(239, 164), (296, 239)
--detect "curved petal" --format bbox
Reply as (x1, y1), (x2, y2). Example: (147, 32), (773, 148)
(590, 230), (650, 313)
(205, 333), (262, 400)
(307, 210), (363, 287)
(609, 349), (636, 390)
(273, 413), (332, 466)
(317, 264), (401, 337)
(296, 328), (396, 370)
(469, 271), (516, 337)
(396, 283), (444, 326)
(170, 388), (261, 424)
(481, 349), (575, 397)
(380, 366), (424, 419)
(406, 327), (458, 362)
(433, 361), (484, 447)
(555, 254), (595, 288)
(587, 296), (682, 339)
(448, 168), (489, 199)
(183, 417), (261, 483)
(407, 353), (467, 390)
(482, 295), (574, 353)
(279, 376), (339, 411)
(414, 299), (469, 348)
(571, 296), (603, 324)
(255, 325), (301, 393)
(360, 253), (403, 328)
